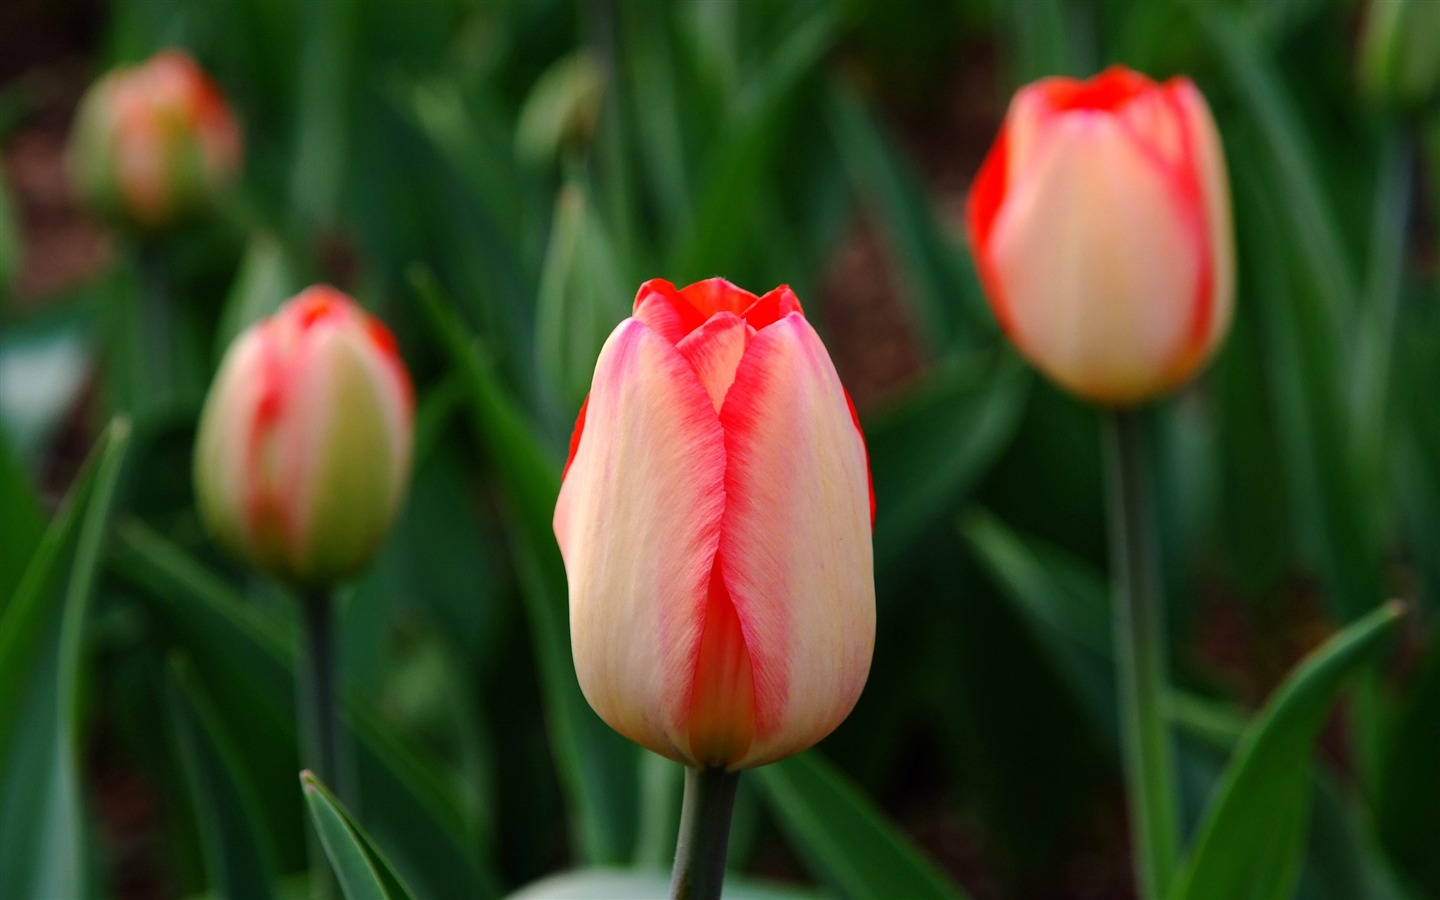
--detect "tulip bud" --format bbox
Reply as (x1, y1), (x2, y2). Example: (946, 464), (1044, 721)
(966, 66), (1235, 405)
(555, 278), (876, 770)
(68, 50), (243, 230)
(1360, 0), (1440, 112)
(194, 286), (413, 588)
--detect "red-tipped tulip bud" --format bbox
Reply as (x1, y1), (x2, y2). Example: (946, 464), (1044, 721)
(966, 66), (1235, 405)
(555, 278), (876, 770)
(194, 287), (413, 587)
(68, 50), (243, 230)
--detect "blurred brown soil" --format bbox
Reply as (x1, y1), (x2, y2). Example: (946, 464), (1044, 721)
(1, 1), (112, 309)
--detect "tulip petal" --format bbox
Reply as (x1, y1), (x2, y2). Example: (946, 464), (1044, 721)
(676, 312), (754, 411)
(555, 318), (727, 765)
(739, 285), (804, 331)
(989, 110), (1202, 403)
(633, 279), (708, 345)
(716, 313), (875, 768)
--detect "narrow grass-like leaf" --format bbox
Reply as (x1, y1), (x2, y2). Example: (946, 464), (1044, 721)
(414, 266), (640, 864)
(302, 771), (415, 900)
(0, 419), (131, 900)
(1172, 601), (1405, 900)
(112, 522), (500, 899)
(756, 752), (967, 900)
(867, 356), (1028, 572)
(825, 87), (986, 354)
(166, 659), (279, 900)
(0, 427), (43, 609)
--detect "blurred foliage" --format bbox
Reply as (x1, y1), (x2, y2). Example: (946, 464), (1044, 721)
(1, 0), (1438, 897)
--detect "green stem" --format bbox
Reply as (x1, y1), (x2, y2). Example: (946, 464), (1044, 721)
(670, 767), (740, 900)
(299, 589), (344, 794)
(1104, 409), (1179, 899)
(135, 240), (174, 410)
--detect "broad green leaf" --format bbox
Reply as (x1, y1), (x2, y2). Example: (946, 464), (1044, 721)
(414, 267), (640, 864)
(867, 356), (1027, 571)
(756, 752), (967, 900)
(0, 419), (131, 900)
(507, 869), (820, 900)
(1172, 601), (1405, 900)
(166, 659), (279, 900)
(303, 771), (415, 900)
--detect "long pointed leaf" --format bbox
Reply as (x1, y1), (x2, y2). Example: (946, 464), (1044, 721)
(0, 419), (131, 899)
(756, 752), (967, 900)
(303, 771), (416, 900)
(414, 266), (640, 864)
(1173, 601), (1405, 900)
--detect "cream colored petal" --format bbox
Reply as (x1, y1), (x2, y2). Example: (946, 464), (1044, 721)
(555, 317), (728, 765)
(716, 314), (874, 768)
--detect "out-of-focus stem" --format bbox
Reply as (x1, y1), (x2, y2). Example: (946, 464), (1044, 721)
(1105, 409), (1180, 900)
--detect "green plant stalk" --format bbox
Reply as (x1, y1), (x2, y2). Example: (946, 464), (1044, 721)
(670, 766), (740, 900)
(299, 587), (345, 898)
(1105, 409), (1180, 899)
(136, 240), (174, 409)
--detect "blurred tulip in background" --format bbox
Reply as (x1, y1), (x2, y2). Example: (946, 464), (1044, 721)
(966, 67), (1233, 405)
(194, 285), (414, 588)
(67, 49), (242, 230)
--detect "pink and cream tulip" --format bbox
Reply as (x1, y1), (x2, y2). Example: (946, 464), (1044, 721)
(966, 66), (1235, 405)
(194, 286), (413, 587)
(554, 278), (875, 770)
(69, 50), (243, 230)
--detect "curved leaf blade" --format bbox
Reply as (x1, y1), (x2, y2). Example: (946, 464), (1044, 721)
(303, 771), (415, 900)
(755, 752), (967, 900)
(1173, 601), (1405, 900)
(167, 659), (279, 900)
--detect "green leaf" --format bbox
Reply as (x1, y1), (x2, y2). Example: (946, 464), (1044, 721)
(668, 7), (838, 280)
(302, 771), (415, 900)
(165, 659), (279, 900)
(515, 51), (606, 167)
(534, 182), (631, 412)
(867, 356), (1028, 572)
(0, 419), (131, 900)
(755, 752), (967, 900)
(112, 522), (500, 899)
(214, 232), (301, 360)
(825, 87), (988, 354)
(414, 267), (640, 864)
(959, 508), (1116, 734)
(1172, 601), (1405, 900)
(0, 426), (43, 609)
(1375, 637), (1440, 894)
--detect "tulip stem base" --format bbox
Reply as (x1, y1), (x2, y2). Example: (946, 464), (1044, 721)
(670, 766), (740, 900)
(1104, 409), (1179, 899)
(299, 588), (348, 801)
